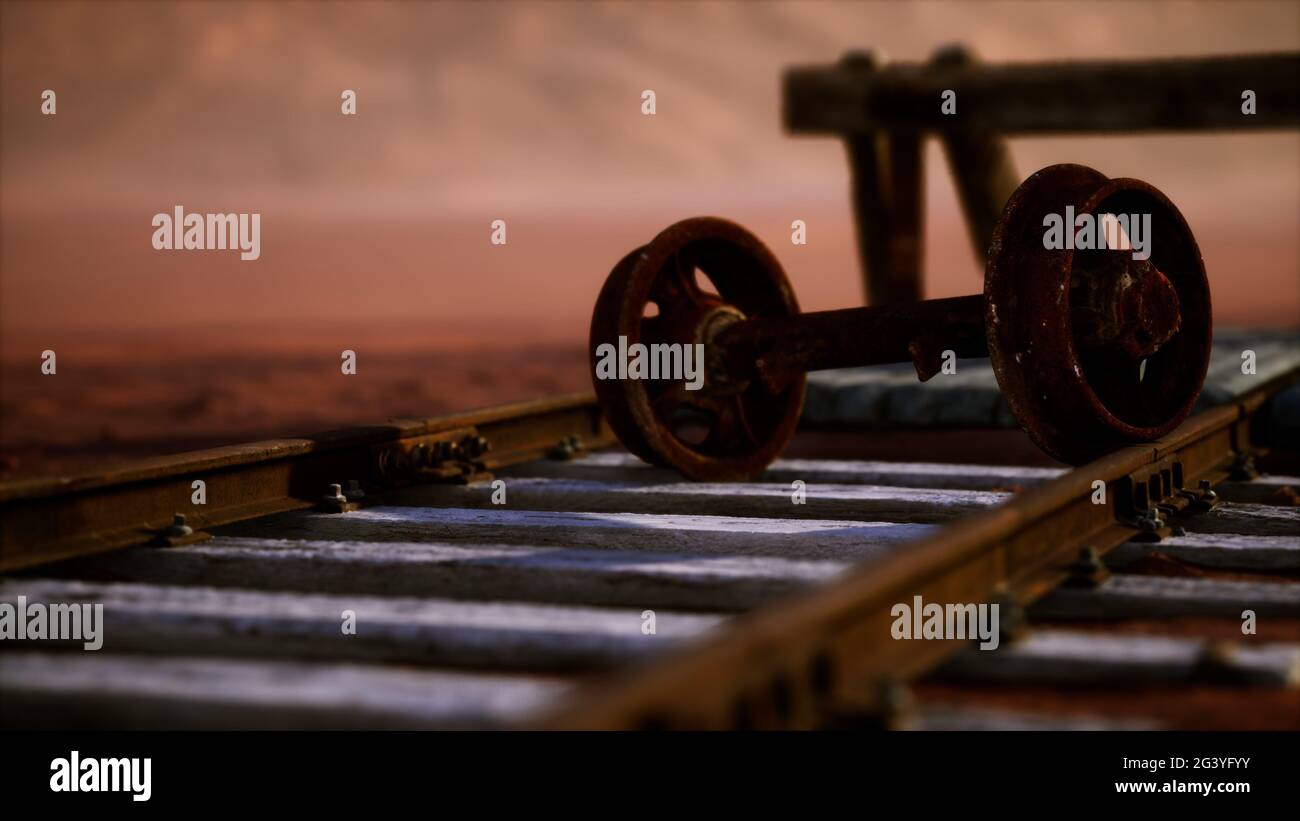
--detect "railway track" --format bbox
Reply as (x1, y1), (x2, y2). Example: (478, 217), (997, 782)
(4, 53), (1298, 732)
(1, 366), (1295, 731)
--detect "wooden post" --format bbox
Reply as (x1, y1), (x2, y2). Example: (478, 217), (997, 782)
(838, 52), (925, 306)
(932, 45), (1020, 266)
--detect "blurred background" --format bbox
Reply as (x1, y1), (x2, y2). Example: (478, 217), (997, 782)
(2, 0), (1297, 476)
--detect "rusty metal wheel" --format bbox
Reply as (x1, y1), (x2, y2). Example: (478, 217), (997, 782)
(985, 164), (1213, 465)
(589, 217), (805, 480)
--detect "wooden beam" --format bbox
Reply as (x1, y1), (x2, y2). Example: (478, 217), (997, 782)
(786, 51), (1300, 134)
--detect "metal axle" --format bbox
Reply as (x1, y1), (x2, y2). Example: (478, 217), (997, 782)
(709, 251), (1181, 394)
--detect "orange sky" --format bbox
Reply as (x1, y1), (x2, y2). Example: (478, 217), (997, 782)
(2, 0), (1298, 350)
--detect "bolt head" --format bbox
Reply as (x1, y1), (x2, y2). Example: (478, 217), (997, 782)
(163, 512), (194, 539)
(1139, 510), (1165, 531)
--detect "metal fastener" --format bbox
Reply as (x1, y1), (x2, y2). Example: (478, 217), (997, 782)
(1063, 546), (1111, 588)
(1229, 451), (1258, 481)
(321, 483), (357, 513)
(548, 435), (585, 460)
(151, 512), (208, 547)
(165, 513), (193, 539)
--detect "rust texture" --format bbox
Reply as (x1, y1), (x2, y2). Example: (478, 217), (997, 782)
(540, 369), (1296, 730)
(985, 163), (1212, 465)
(588, 217), (806, 481)
(0, 394), (611, 572)
(590, 164), (1211, 478)
(784, 49), (1297, 309)
(1070, 254), (1182, 360)
(714, 295), (986, 390)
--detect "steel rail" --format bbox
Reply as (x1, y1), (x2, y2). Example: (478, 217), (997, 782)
(785, 52), (1300, 135)
(0, 393), (611, 572)
(538, 367), (1299, 730)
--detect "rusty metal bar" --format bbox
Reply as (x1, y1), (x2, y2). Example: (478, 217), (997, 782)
(785, 52), (1300, 135)
(537, 368), (1298, 730)
(716, 295), (986, 387)
(0, 393), (611, 572)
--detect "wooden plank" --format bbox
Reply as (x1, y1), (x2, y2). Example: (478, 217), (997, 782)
(935, 630), (1300, 686)
(1108, 533), (1300, 571)
(1196, 336), (1300, 409)
(0, 652), (569, 730)
(0, 579), (723, 672)
(215, 507), (938, 561)
(1258, 381), (1300, 451)
(802, 361), (1012, 430)
(799, 331), (1299, 432)
(507, 451), (1065, 490)
(904, 704), (1161, 731)
(1216, 475), (1300, 505)
(383, 477), (1005, 524)
(759, 459), (1059, 489)
(1183, 502), (1300, 538)
(1031, 575), (1300, 621)
(34, 536), (848, 612)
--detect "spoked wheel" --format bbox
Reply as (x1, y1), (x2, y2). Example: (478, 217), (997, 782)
(589, 217), (805, 480)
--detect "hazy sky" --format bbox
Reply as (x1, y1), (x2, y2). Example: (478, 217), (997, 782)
(2, 0), (1297, 340)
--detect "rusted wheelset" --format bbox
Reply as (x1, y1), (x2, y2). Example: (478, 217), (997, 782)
(589, 164), (1212, 480)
